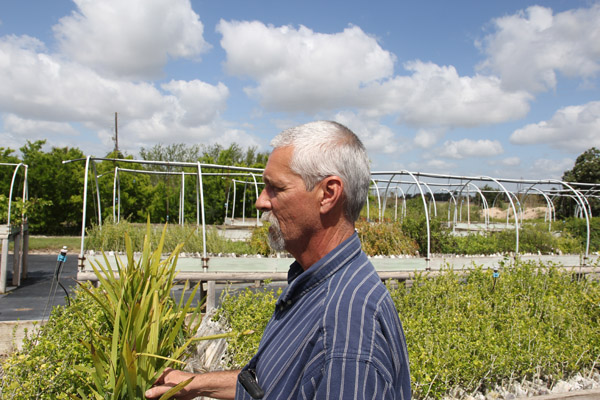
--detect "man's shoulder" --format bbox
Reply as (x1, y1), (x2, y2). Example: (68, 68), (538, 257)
(322, 253), (397, 328)
(326, 252), (389, 299)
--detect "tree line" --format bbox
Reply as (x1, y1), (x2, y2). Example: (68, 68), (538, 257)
(0, 141), (269, 234)
(1, 142), (599, 235)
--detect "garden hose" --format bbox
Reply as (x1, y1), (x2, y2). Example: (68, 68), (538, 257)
(40, 246), (70, 323)
(55, 246), (71, 307)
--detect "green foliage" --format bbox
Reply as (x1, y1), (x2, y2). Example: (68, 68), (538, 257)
(214, 261), (600, 399)
(1, 285), (108, 399)
(0, 195), (52, 225)
(399, 217), (584, 256)
(84, 217), (591, 258)
(356, 220), (419, 256)
(85, 219), (256, 254)
(560, 147), (600, 218)
(74, 223), (204, 399)
(214, 286), (281, 368)
(19, 140), (86, 234)
(248, 224), (273, 256)
(562, 147), (600, 184)
(93, 155), (155, 224)
(205, 227), (254, 255)
(480, 184), (505, 209)
(390, 261), (600, 398)
(562, 217), (600, 253)
(0, 148), (21, 197)
(1, 223), (246, 399)
(2, 141), (267, 234)
(401, 216), (455, 255)
(139, 142), (268, 226)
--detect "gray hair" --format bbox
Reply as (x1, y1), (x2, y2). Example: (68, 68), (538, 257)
(270, 120), (370, 222)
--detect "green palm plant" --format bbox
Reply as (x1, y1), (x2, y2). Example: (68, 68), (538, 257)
(72, 223), (211, 400)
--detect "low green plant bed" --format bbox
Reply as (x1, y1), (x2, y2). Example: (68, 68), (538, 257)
(84, 219), (255, 255)
(215, 259), (600, 399)
(1, 286), (106, 399)
(82, 216), (597, 258)
(1, 224), (207, 399)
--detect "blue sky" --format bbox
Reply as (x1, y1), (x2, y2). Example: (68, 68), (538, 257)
(0, 0), (598, 179)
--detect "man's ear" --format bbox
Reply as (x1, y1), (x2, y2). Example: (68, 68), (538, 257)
(319, 176), (344, 214)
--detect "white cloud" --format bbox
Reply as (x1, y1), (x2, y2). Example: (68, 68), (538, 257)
(0, 34), (246, 156)
(510, 101), (600, 152)
(217, 20), (532, 129)
(0, 35), (165, 123)
(437, 138), (504, 159)
(115, 119), (260, 154)
(3, 114), (79, 137)
(498, 156), (521, 167)
(477, 4), (600, 92)
(0, 132), (21, 152)
(530, 157), (574, 178)
(408, 159), (457, 173)
(1, 113), (92, 152)
(161, 80), (229, 126)
(413, 128), (446, 148)
(53, 0), (210, 79)
(333, 111), (403, 155)
(374, 61), (532, 127)
(217, 20), (395, 113)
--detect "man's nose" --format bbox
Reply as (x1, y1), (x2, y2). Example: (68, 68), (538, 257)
(255, 188), (271, 212)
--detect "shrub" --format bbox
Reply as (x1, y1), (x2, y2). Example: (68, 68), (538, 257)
(356, 220), (418, 256)
(563, 216), (600, 253)
(1, 224), (206, 400)
(85, 218), (255, 255)
(248, 224), (272, 256)
(1, 285), (107, 399)
(213, 286), (281, 368)
(214, 260), (600, 399)
(390, 260), (600, 398)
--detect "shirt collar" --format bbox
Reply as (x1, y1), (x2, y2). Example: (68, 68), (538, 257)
(276, 232), (362, 311)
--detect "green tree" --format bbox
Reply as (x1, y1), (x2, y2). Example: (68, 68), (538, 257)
(0, 147), (22, 199)
(199, 144), (268, 224)
(560, 147), (600, 218)
(140, 143), (202, 223)
(20, 140), (86, 234)
(139, 143), (268, 225)
(92, 151), (155, 224)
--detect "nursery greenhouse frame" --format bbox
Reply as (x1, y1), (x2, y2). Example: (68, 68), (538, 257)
(66, 156), (599, 270)
(0, 162), (29, 293)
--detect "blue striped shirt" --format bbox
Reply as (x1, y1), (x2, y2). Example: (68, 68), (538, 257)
(235, 233), (411, 399)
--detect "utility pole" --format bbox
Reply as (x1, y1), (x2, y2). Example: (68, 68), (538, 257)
(113, 112), (120, 155)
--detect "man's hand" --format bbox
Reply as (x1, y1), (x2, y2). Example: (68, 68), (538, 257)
(145, 368), (198, 400)
(145, 368), (240, 400)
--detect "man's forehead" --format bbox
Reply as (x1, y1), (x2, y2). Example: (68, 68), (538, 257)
(262, 146), (302, 182)
(263, 147), (291, 173)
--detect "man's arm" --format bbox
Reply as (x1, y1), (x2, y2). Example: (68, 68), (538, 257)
(145, 368), (240, 400)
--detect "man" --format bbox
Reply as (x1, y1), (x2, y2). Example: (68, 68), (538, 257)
(146, 121), (411, 399)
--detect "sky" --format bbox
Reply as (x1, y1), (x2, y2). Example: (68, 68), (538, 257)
(0, 0), (599, 180)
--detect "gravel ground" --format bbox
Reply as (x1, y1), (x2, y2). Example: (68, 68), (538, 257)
(444, 371), (600, 400)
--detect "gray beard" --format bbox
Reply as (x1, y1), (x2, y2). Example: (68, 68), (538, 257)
(261, 211), (286, 251)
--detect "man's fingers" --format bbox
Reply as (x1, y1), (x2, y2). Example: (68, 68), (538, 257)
(146, 368), (177, 399)
(145, 385), (172, 399)
(154, 367), (174, 385)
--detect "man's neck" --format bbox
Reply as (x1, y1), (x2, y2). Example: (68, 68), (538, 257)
(291, 222), (355, 270)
